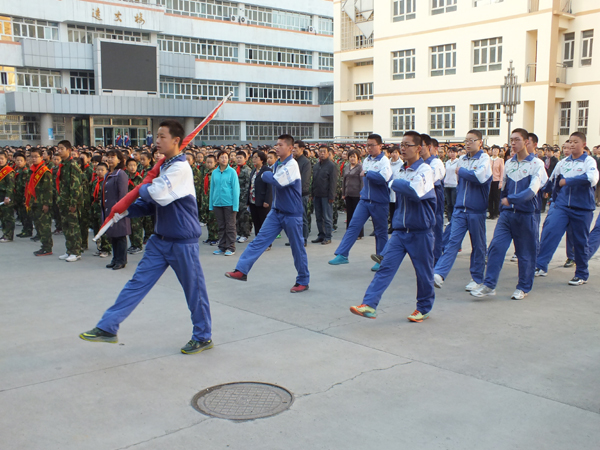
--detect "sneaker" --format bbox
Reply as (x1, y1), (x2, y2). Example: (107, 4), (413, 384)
(563, 258), (575, 268)
(311, 238), (324, 243)
(224, 250), (235, 256)
(66, 254), (81, 262)
(200, 222), (206, 227)
(18, 233), (33, 238)
(99, 251), (110, 258)
(371, 262), (380, 272)
(510, 289), (527, 300)
(371, 254), (383, 264)
(53, 229), (62, 235)
(210, 240), (219, 246)
(568, 277), (587, 286)
(129, 247), (143, 255)
(127, 246), (135, 253)
(213, 249), (224, 255)
(321, 239), (332, 245)
(434, 274), (444, 288)
(471, 285), (496, 298)
(510, 254), (518, 262)
(33, 249), (53, 256)
(237, 236), (248, 243)
(0, 236), (12, 243)
(465, 280), (481, 291)
(276, 234), (281, 239)
(79, 327), (118, 343)
(328, 254), (349, 265)
(30, 235), (40, 242)
(534, 268), (547, 277)
(290, 283), (309, 293)
(225, 270), (247, 281)
(58, 253), (70, 260)
(408, 309), (430, 323)
(181, 339), (214, 355)
(349, 304), (377, 319)
(202, 238), (212, 244)
(92, 250), (101, 256)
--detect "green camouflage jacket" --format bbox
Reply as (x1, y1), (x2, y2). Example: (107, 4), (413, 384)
(57, 157), (83, 208)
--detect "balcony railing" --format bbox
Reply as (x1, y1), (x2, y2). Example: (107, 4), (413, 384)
(526, 63), (568, 84)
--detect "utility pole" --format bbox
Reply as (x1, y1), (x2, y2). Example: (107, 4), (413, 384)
(501, 60), (521, 145)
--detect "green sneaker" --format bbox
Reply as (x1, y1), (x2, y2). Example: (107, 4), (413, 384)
(79, 327), (118, 343)
(181, 339), (214, 355)
(349, 304), (377, 319)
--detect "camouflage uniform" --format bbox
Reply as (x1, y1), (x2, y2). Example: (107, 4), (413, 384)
(29, 164), (54, 252)
(332, 160), (345, 231)
(236, 164), (252, 238)
(14, 166), (33, 236)
(127, 171), (144, 249)
(191, 164), (203, 220)
(0, 165), (15, 239)
(91, 176), (111, 253)
(57, 157), (83, 256)
(199, 170), (218, 241)
(79, 164), (94, 250)
(139, 164), (154, 242)
(51, 166), (62, 232)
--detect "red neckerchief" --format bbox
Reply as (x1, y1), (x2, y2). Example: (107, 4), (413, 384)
(127, 172), (140, 188)
(340, 161), (345, 174)
(84, 163), (90, 170)
(25, 162), (50, 208)
(203, 173), (210, 195)
(236, 163), (245, 175)
(92, 178), (102, 203)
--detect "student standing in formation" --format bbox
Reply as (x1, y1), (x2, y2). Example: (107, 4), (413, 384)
(225, 134), (310, 293)
(434, 130), (492, 291)
(311, 145), (338, 246)
(56, 140), (83, 262)
(471, 129), (548, 300)
(14, 152), (33, 238)
(444, 147), (459, 221)
(487, 146), (504, 220)
(420, 134), (446, 263)
(0, 150), (16, 243)
(535, 132), (599, 285)
(80, 120), (213, 354)
(328, 134), (392, 271)
(210, 151), (240, 256)
(350, 131), (436, 323)
(26, 148), (54, 256)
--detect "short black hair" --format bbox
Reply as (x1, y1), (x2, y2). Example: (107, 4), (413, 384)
(570, 131), (586, 142)
(236, 150), (247, 158)
(420, 133), (432, 147)
(106, 150), (126, 169)
(512, 128), (529, 141)
(278, 134), (294, 146)
(431, 139), (439, 148)
(527, 132), (539, 144)
(405, 131), (422, 146)
(29, 148), (43, 157)
(367, 134), (382, 145)
(96, 162), (108, 170)
(295, 140), (306, 148)
(254, 150), (267, 164)
(158, 120), (185, 145)
(126, 158), (138, 166)
(58, 140), (72, 150)
(206, 154), (216, 163)
(467, 129), (483, 140)
(14, 151), (26, 160)
(217, 150), (229, 160)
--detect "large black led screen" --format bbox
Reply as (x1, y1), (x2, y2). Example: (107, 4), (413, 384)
(100, 42), (157, 91)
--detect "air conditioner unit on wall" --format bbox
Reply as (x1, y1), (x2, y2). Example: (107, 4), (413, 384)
(239, 16), (247, 24)
(230, 14), (238, 22)
(307, 26), (316, 33)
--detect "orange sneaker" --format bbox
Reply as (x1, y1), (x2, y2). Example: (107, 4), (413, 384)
(349, 304), (377, 319)
(407, 310), (429, 323)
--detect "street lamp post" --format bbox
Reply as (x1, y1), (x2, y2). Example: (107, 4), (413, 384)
(500, 60), (521, 145)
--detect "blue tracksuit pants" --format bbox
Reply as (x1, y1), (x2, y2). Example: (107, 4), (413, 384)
(434, 210), (487, 283)
(335, 199), (388, 258)
(536, 206), (593, 280)
(97, 235), (212, 341)
(363, 229), (435, 314)
(236, 209), (309, 285)
(546, 203), (575, 259)
(433, 184), (445, 263)
(587, 214), (600, 259)
(483, 212), (537, 292)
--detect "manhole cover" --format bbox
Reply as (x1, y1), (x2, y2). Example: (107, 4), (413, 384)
(192, 382), (294, 420)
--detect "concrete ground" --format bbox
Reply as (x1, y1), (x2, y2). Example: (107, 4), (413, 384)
(1, 213), (600, 450)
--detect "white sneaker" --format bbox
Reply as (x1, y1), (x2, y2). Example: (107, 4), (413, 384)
(58, 253), (69, 260)
(65, 254), (81, 262)
(534, 268), (547, 277)
(200, 222), (206, 227)
(510, 289), (527, 300)
(238, 236), (248, 243)
(510, 254), (518, 262)
(465, 280), (481, 291)
(433, 273), (444, 288)
(471, 285), (496, 298)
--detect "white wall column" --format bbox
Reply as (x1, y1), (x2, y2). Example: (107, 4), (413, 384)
(238, 43), (245, 63)
(184, 117), (195, 140)
(40, 113), (53, 146)
(239, 120), (247, 141)
(313, 123), (319, 140)
(238, 82), (246, 102)
(312, 51), (319, 70)
(312, 87), (319, 105)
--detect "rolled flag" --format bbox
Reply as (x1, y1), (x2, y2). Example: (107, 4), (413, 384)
(93, 91), (234, 242)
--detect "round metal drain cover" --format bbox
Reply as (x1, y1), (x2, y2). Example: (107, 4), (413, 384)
(192, 382), (294, 420)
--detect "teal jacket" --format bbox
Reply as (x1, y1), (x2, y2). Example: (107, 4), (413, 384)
(209, 165), (240, 212)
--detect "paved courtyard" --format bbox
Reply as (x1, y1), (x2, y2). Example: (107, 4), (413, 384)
(1, 214), (600, 450)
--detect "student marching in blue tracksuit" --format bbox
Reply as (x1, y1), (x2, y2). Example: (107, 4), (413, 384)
(471, 129), (548, 300)
(587, 215), (600, 260)
(350, 131), (436, 323)
(421, 134), (446, 264)
(328, 133), (392, 271)
(80, 120), (213, 355)
(535, 132), (599, 285)
(434, 130), (492, 291)
(225, 134), (309, 293)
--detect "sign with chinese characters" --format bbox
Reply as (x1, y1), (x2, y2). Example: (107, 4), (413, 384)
(84, 3), (162, 30)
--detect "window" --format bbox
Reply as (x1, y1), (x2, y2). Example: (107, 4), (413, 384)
(473, 37), (502, 72)
(157, 0), (238, 21)
(159, 77), (239, 100)
(12, 17), (58, 41)
(354, 132), (372, 140)
(246, 122), (314, 141)
(474, 0), (504, 6)
(318, 17), (334, 36)
(1, 16), (13, 41)
(393, 0), (416, 22)
(70, 72), (95, 95)
(319, 53), (334, 71)
(16, 68), (61, 94)
(355, 61), (374, 66)
(0, 66), (16, 91)
(246, 84), (313, 105)
(391, 108), (416, 137)
(245, 45), (313, 69)
(158, 35), (238, 62)
(471, 104), (501, 136)
(577, 101), (589, 134)
(52, 117), (66, 141)
(392, 49), (416, 80)
(0, 115), (21, 140)
(581, 30), (593, 66)
(21, 115), (40, 141)
(431, 44), (456, 76)
(269, 8), (313, 32)
(559, 102), (571, 135)
(355, 83), (373, 100)
(431, 0), (457, 15)
(430, 106), (456, 137)
(68, 25), (150, 43)
(563, 32), (574, 67)
(196, 121), (240, 141)
(319, 123), (334, 139)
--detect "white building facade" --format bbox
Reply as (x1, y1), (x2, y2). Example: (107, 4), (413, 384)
(334, 0), (599, 147)
(0, 0), (334, 147)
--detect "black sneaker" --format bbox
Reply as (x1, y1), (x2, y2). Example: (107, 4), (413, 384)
(564, 258), (575, 268)
(202, 238), (212, 245)
(129, 247), (143, 254)
(568, 277), (587, 286)
(181, 339), (214, 354)
(79, 327), (118, 343)
(30, 235), (40, 242)
(18, 233), (33, 238)
(34, 249), (53, 256)
(371, 254), (383, 264)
